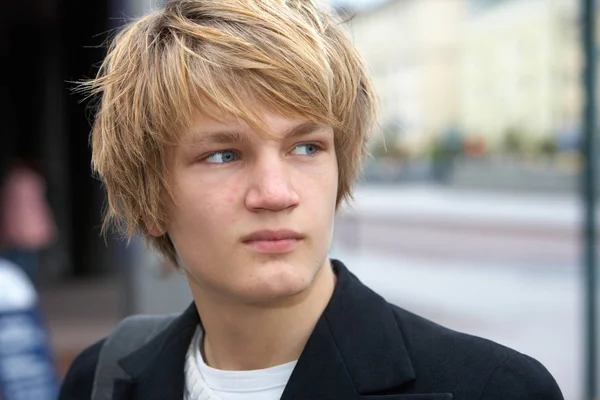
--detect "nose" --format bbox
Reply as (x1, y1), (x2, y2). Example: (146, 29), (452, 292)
(245, 158), (300, 212)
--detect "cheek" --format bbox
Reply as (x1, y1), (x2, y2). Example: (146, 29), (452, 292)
(302, 160), (338, 209)
(317, 156), (339, 196)
(169, 174), (224, 227)
(224, 184), (242, 224)
(225, 183), (241, 205)
(201, 175), (246, 221)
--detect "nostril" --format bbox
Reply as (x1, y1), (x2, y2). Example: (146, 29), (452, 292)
(245, 185), (300, 212)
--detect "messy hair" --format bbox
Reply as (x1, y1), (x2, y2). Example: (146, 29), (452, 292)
(83, 0), (377, 266)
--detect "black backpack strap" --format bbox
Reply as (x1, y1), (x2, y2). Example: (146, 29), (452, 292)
(91, 314), (177, 400)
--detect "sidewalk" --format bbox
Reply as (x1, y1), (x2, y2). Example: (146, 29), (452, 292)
(347, 183), (582, 230)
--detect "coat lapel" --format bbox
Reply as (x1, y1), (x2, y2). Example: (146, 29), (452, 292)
(281, 260), (453, 400)
(112, 303), (200, 400)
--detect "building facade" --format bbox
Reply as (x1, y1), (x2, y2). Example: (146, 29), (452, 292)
(460, 0), (581, 149)
(348, 0), (467, 154)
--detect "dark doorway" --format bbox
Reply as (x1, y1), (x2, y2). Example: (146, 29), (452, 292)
(0, 0), (114, 279)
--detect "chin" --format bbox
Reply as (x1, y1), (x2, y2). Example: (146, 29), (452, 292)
(240, 258), (319, 304)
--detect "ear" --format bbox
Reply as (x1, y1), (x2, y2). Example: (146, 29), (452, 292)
(148, 224), (166, 237)
(143, 215), (166, 237)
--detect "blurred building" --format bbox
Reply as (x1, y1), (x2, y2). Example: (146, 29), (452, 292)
(460, 0), (581, 148)
(348, 0), (468, 154)
(348, 0), (583, 156)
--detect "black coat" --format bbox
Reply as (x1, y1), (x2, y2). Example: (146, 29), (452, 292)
(59, 260), (564, 400)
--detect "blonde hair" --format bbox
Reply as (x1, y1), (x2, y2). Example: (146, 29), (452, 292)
(83, 0), (377, 266)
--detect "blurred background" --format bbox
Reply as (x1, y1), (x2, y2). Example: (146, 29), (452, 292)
(0, 0), (598, 398)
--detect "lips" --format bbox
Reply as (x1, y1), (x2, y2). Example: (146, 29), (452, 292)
(242, 230), (304, 253)
(242, 229), (304, 242)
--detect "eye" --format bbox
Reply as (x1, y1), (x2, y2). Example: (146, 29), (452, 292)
(291, 143), (320, 156)
(205, 150), (239, 164)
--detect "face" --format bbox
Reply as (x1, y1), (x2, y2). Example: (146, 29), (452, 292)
(157, 111), (338, 305)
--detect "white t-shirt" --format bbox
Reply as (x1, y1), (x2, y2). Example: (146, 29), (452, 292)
(185, 327), (297, 400)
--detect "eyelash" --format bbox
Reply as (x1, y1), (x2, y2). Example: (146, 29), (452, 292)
(201, 142), (324, 164)
(291, 143), (322, 156)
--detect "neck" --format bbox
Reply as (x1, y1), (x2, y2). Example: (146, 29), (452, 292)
(187, 259), (336, 371)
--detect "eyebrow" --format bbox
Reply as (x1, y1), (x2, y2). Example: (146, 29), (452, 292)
(190, 121), (326, 145)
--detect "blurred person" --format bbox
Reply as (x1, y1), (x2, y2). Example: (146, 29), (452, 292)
(0, 257), (59, 399)
(0, 160), (57, 285)
(59, 1), (564, 399)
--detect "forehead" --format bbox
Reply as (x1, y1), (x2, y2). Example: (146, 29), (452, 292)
(181, 111), (330, 145)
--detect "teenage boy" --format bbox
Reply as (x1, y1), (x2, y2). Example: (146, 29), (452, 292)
(59, 1), (564, 399)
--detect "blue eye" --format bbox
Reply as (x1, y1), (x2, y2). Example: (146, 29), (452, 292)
(205, 150), (239, 164)
(292, 143), (319, 155)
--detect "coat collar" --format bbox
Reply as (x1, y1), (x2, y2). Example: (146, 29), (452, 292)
(280, 259), (415, 398)
(112, 260), (452, 400)
(112, 299), (199, 399)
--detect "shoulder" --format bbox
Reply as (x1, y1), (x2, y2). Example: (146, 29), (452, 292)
(481, 351), (563, 399)
(58, 339), (104, 400)
(390, 305), (563, 399)
(58, 312), (183, 400)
